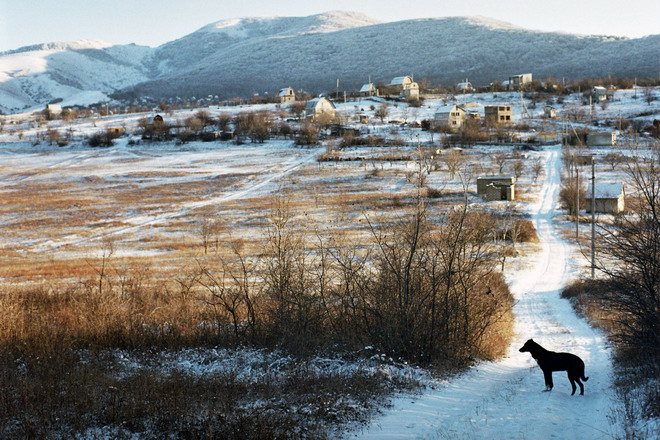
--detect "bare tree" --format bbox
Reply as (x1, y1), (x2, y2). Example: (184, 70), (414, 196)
(494, 154), (508, 174)
(374, 104), (389, 123)
(512, 159), (525, 180)
(531, 157), (544, 183)
(442, 149), (465, 180)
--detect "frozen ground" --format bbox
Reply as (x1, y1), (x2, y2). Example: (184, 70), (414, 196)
(349, 145), (620, 440)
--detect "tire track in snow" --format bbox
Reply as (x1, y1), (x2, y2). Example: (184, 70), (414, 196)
(352, 145), (617, 440)
(25, 148), (322, 253)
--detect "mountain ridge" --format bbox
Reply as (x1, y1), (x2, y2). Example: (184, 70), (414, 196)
(0, 11), (657, 113)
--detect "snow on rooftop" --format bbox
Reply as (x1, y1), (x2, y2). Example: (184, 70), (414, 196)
(587, 182), (624, 198)
(359, 83), (374, 92)
(390, 76), (412, 86)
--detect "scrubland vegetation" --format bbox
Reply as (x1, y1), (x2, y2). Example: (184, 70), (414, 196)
(1, 84), (658, 438)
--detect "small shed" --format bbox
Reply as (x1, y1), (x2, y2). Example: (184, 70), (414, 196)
(106, 127), (124, 136)
(587, 131), (616, 146)
(477, 175), (516, 201)
(586, 182), (625, 214)
(279, 87), (296, 104)
(544, 106), (557, 118)
(46, 103), (62, 116)
(485, 182), (516, 201)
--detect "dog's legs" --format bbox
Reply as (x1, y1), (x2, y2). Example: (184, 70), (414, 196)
(576, 377), (584, 395)
(568, 375), (577, 395)
(543, 369), (553, 391)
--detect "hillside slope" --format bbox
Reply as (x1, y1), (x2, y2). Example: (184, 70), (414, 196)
(0, 41), (152, 113)
(131, 15), (657, 99)
(1, 11), (658, 113)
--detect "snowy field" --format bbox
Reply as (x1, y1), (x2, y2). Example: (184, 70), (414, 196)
(0, 89), (658, 437)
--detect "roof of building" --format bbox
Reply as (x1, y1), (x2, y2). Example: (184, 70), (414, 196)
(390, 76), (412, 86)
(434, 104), (467, 116)
(360, 83), (375, 93)
(478, 175), (515, 180)
(279, 87), (293, 97)
(587, 182), (624, 199)
(305, 97), (336, 112)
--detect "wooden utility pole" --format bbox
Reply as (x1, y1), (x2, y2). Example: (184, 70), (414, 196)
(591, 155), (596, 279)
(575, 163), (579, 239)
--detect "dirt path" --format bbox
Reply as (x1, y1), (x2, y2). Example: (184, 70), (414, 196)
(351, 144), (617, 440)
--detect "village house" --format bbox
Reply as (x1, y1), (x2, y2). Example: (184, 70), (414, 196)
(390, 76), (419, 100)
(279, 87), (296, 104)
(304, 97), (337, 121)
(359, 83), (378, 97)
(45, 103), (62, 117)
(477, 175), (516, 201)
(509, 73), (533, 90)
(485, 105), (513, 125)
(587, 131), (616, 146)
(433, 104), (467, 132)
(544, 106), (557, 118)
(456, 80), (473, 92)
(606, 86), (616, 101)
(591, 86), (607, 101)
(586, 182), (625, 214)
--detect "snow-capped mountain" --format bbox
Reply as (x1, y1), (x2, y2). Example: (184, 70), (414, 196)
(0, 40), (153, 113)
(1, 11), (657, 113)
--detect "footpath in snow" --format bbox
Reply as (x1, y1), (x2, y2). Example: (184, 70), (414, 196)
(350, 144), (617, 440)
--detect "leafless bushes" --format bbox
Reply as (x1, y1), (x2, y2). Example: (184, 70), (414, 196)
(559, 174), (587, 216)
(564, 150), (660, 421)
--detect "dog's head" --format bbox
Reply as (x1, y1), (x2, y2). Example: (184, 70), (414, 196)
(519, 339), (537, 353)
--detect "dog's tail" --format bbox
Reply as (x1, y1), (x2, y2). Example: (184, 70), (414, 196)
(582, 375), (589, 382)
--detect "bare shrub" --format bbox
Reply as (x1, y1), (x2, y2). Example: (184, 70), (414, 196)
(559, 175), (586, 216)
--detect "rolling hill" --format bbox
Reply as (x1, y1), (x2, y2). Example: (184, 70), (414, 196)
(1, 11), (657, 113)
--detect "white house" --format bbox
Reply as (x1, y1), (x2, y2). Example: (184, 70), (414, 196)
(279, 87), (296, 104)
(592, 86), (607, 101)
(359, 83), (378, 97)
(586, 182), (625, 214)
(509, 73), (533, 90)
(304, 97), (336, 120)
(544, 106), (557, 118)
(390, 75), (419, 100)
(434, 105), (468, 132)
(457, 80), (473, 92)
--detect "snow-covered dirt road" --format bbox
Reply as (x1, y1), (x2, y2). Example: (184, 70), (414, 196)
(351, 144), (617, 440)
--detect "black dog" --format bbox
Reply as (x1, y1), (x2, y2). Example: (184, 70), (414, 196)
(519, 339), (589, 395)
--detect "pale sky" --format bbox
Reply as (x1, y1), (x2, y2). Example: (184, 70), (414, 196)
(1, 0), (658, 52)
